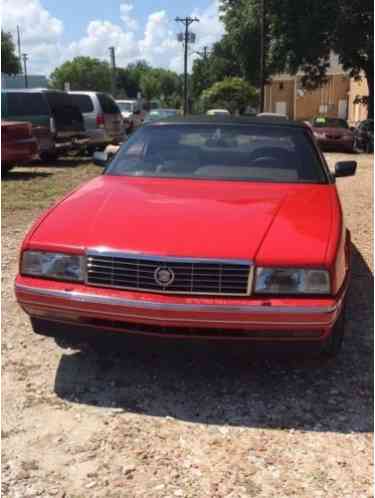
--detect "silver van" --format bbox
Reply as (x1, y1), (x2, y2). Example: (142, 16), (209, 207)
(69, 91), (124, 151)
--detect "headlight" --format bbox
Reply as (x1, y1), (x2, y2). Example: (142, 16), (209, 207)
(314, 132), (326, 139)
(255, 268), (330, 295)
(21, 251), (84, 282)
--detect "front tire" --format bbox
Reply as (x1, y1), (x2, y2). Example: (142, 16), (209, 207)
(321, 302), (346, 357)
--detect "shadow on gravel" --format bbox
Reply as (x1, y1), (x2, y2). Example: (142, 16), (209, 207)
(2, 171), (52, 181)
(54, 244), (373, 433)
(36, 157), (94, 168)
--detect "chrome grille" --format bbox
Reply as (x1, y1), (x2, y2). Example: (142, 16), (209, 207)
(86, 251), (252, 296)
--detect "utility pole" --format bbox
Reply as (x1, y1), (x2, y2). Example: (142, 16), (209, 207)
(109, 46), (117, 97)
(195, 46), (210, 61)
(259, 0), (266, 112)
(175, 16), (199, 115)
(17, 25), (22, 73)
(22, 53), (28, 88)
(195, 46), (211, 92)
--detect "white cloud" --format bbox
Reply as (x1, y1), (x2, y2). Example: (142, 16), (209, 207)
(66, 20), (139, 67)
(120, 2), (139, 31)
(191, 0), (225, 50)
(2, 0), (225, 76)
(139, 10), (180, 67)
(2, 0), (64, 73)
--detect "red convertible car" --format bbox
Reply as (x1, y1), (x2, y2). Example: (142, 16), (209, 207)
(15, 116), (356, 356)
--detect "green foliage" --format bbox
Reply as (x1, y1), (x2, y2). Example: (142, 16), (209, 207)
(1, 30), (21, 75)
(116, 63), (181, 104)
(191, 36), (242, 99)
(117, 60), (151, 98)
(220, 0), (374, 116)
(139, 72), (161, 101)
(50, 57), (112, 92)
(201, 77), (257, 114)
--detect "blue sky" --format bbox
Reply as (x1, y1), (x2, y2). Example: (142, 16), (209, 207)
(3, 0), (224, 75)
(42, 0), (205, 43)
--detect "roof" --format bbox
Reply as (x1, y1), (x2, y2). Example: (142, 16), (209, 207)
(144, 114), (308, 129)
(2, 88), (63, 93)
(148, 108), (179, 112)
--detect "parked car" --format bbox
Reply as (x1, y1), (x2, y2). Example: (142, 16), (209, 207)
(1, 89), (87, 161)
(69, 91), (124, 152)
(206, 109), (230, 116)
(143, 108), (179, 123)
(352, 119), (374, 153)
(116, 100), (144, 133)
(257, 112), (288, 120)
(310, 116), (354, 152)
(1, 120), (39, 175)
(15, 116), (356, 357)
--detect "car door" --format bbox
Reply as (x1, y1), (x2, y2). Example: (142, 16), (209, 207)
(44, 91), (85, 137)
(97, 93), (123, 139)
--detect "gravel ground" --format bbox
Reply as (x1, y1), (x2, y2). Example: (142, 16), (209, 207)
(2, 153), (373, 498)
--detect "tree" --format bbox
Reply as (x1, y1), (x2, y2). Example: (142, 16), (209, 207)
(201, 77), (257, 114)
(1, 30), (21, 75)
(154, 69), (181, 98)
(139, 72), (161, 101)
(50, 57), (112, 92)
(191, 37), (243, 99)
(221, 0), (374, 117)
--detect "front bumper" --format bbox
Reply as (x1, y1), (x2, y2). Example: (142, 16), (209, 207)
(317, 137), (354, 151)
(15, 276), (347, 341)
(2, 137), (39, 163)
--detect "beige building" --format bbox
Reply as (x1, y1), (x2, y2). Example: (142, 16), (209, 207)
(264, 54), (368, 123)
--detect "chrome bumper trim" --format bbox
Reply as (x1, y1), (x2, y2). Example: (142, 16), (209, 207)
(19, 299), (333, 326)
(15, 283), (338, 316)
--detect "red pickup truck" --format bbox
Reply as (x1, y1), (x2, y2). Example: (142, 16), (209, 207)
(2, 120), (39, 176)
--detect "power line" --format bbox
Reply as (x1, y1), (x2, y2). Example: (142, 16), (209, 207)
(175, 16), (199, 115)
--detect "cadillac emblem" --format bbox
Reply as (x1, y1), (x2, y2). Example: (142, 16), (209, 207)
(154, 266), (175, 287)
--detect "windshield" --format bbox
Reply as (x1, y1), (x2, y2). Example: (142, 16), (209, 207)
(313, 117), (348, 129)
(145, 109), (178, 121)
(106, 124), (327, 184)
(118, 102), (133, 112)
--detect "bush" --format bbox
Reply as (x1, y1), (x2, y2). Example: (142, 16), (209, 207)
(201, 77), (257, 114)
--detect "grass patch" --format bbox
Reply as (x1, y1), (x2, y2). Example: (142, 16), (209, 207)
(2, 159), (101, 214)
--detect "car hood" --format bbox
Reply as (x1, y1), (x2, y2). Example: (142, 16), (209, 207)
(29, 176), (337, 266)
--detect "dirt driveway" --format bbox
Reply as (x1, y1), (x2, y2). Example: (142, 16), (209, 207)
(2, 153), (373, 498)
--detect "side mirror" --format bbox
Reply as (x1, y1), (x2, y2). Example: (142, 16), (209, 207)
(93, 151), (109, 167)
(335, 161), (357, 178)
